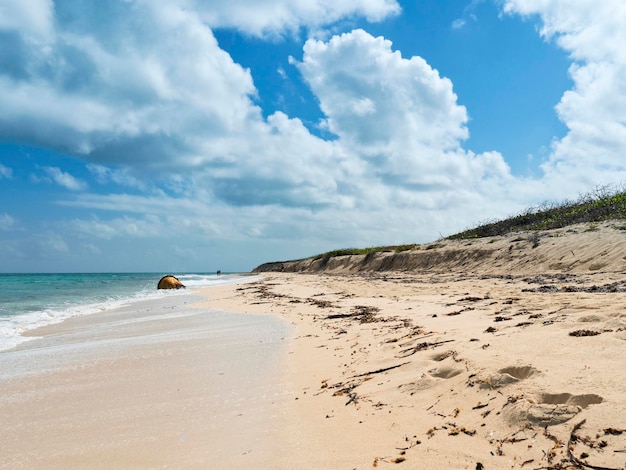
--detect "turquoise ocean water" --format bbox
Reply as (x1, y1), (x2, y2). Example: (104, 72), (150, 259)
(0, 272), (246, 351)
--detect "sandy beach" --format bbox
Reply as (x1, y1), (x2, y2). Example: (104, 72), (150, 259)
(3, 224), (626, 469)
(205, 270), (626, 469)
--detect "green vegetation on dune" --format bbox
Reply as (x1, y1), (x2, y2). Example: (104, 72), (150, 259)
(312, 186), (626, 259)
(311, 244), (420, 260)
(312, 186), (626, 260)
(449, 186), (626, 240)
(252, 244), (421, 271)
(257, 186), (626, 270)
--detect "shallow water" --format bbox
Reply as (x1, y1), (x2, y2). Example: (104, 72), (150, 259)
(2, 291), (288, 379)
(0, 272), (249, 351)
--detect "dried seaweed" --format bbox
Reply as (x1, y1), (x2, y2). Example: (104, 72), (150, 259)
(566, 420), (624, 470)
(308, 298), (334, 308)
(396, 340), (454, 358)
(569, 329), (602, 337)
(326, 305), (380, 323)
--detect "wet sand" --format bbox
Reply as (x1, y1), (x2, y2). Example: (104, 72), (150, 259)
(0, 293), (291, 470)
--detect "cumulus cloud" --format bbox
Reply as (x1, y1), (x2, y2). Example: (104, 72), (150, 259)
(53, 27), (517, 249)
(9, 0), (626, 270)
(0, 1), (258, 166)
(0, 1), (511, 224)
(504, 1), (626, 191)
(196, 0), (401, 37)
(0, 0), (401, 173)
(296, 29), (510, 194)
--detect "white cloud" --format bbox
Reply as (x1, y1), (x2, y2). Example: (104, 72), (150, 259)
(0, 163), (12, 179)
(63, 195), (300, 244)
(82, 243), (101, 255)
(195, 0), (401, 37)
(55, 28), (518, 250)
(503, 1), (626, 63)
(0, 0), (54, 41)
(504, 1), (626, 191)
(8, 0), (626, 271)
(69, 215), (164, 240)
(451, 0), (483, 31)
(42, 232), (69, 253)
(299, 30), (469, 150)
(0, 213), (15, 230)
(451, 19), (467, 30)
(36, 166), (87, 191)
(296, 29), (509, 191)
(0, 0), (401, 171)
(0, 231), (69, 264)
(87, 164), (146, 190)
(1, 2), (513, 228)
(0, 1), (258, 165)
(350, 97), (376, 116)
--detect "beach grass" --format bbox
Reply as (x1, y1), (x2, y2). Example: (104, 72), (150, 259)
(311, 243), (420, 260)
(449, 185), (626, 240)
(259, 185), (626, 268)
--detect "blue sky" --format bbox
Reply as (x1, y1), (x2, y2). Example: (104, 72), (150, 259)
(1, 0), (625, 273)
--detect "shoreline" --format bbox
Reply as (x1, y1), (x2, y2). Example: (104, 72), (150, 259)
(0, 272), (253, 353)
(3, 270), (626, 468)
(1, 291), (292, 470)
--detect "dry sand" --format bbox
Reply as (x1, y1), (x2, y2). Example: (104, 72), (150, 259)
(203, 269), (626, 469)
(3, 222), (626, 469)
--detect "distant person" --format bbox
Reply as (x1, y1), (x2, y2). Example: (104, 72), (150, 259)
(216, 270), (221, 276)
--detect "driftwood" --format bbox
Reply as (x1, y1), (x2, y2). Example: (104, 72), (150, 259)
(351, 362), (410, 378)
(327, 362), (412, 406)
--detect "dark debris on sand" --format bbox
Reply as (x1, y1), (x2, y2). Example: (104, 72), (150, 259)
(521, 274), (626, 293)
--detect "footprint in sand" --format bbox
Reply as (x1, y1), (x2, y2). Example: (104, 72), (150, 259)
(504, 392), (604, 426)
(398, 354), (464, 395)
(427, 351), (465, 379)
(428, 366), (464, 379)
(398, 375), (437, 394)
(397, 366), (464, 395)
(480, 365), (539, 389)
(430, 350), (456, 362)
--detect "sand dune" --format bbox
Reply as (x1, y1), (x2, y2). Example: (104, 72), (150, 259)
(254, 221), (626, 276)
